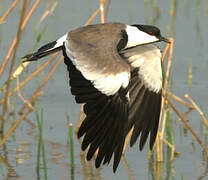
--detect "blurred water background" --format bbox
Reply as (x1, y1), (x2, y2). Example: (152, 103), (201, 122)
(0, 0), (208, 179)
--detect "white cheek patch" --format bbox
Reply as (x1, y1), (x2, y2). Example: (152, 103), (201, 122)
(64, 41), (130, 96)
(125, 25), (158, 48)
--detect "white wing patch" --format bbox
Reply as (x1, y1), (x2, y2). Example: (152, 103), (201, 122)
(90, 73), (129, 96)
(139, 52), (162, 93)
(64, 41), (130, 96)
(121, 44), (162, 93)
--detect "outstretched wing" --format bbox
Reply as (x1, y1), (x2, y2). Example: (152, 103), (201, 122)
(63, 48), (129, 172)
(65, 23), (130, 96)
(126, 69), (162, 150)
(121, 44), (162, 150)
(63, 23), (132, 172)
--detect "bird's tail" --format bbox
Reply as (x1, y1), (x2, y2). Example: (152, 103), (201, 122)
(22, 34), (67, 62)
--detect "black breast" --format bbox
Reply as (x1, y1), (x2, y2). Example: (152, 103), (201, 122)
(117, 29), (128, 52)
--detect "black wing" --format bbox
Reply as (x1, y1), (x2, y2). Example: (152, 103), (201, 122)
(63, 46), (161, 172)
(63, 47), (129, 172)
(126, 69), (162, 150)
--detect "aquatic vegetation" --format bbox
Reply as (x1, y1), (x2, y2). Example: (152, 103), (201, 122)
(0, 0), (207, 179)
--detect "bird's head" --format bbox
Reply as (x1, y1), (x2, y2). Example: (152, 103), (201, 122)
(125, 24), (170, 48)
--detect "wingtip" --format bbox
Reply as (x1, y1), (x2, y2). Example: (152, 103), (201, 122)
(149, 142), (154, 151)
(129, 133), (137, 147)
(113, 161), (119, 173)
(139, 142), (145, 151)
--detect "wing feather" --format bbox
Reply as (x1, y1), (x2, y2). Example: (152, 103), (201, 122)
(63, 48), (129, 172)
(65, 23), (130, 96)
(126, 70), (162, 150)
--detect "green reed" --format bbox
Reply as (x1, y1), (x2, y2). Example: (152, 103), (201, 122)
(67, 114), (75, 180)
(35, 104), (48, 180)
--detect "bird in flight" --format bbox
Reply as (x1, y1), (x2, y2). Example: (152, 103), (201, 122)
(22, 22), (170, 172)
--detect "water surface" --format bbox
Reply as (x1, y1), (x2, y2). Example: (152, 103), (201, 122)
(0, 0), (208, 179)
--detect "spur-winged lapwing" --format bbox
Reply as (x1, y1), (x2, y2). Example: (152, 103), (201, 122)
(22, 22), (170, 172)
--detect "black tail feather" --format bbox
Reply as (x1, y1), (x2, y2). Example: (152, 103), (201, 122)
(22, 41), (62, 62)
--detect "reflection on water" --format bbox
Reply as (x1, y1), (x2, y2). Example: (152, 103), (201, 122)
(0, 0), (208, 179)
(15, 141), (31, 164)
(0, 145), (19, 179)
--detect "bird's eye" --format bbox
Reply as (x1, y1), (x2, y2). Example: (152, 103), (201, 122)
(148, 31), (154, 35)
